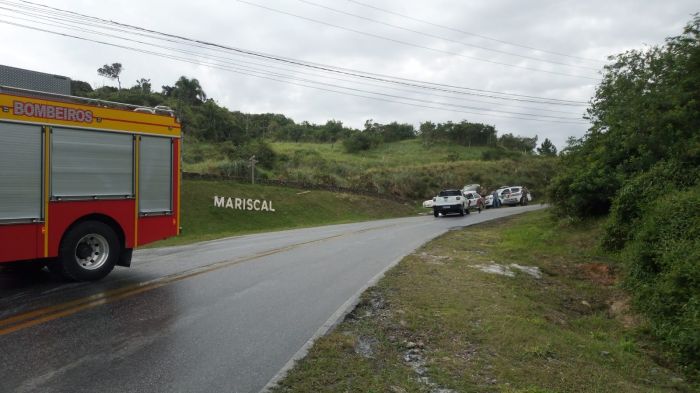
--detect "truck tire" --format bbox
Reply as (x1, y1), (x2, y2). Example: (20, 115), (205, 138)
(459, 207), (465, 216)
(57, 221), (119, 281)
(433, 209), (439, 217)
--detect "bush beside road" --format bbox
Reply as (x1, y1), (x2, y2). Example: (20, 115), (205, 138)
(271, 211), (695, 392)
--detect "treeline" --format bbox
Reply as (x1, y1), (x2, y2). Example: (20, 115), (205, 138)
(549, 16), (700, 375)
(73, 75), (551, 156)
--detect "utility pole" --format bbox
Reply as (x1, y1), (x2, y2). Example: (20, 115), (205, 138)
(249, 155), (258, 184)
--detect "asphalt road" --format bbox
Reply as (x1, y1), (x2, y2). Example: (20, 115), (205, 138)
(0, 205), (544, 393)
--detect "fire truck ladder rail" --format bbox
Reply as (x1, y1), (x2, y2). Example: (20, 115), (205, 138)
(0, 85), (175, 117)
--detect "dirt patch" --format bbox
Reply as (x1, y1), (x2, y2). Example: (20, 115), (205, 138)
(401, 341), (457, 393)
(354, 336), (377, 358)
(417, 252), (450, 265)
(577, 263), (617, 286)
(473, 262), (515, 277)
(471, 262), (542, 279)
(608, 297), (639, 328)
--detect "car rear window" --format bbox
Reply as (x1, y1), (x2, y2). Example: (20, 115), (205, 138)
(439, 190), (461, 196)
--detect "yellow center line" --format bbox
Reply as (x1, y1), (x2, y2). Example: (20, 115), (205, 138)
(0, 223), (398, 336)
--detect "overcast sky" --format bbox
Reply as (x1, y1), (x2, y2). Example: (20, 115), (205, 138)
(1, 0), (697, 148)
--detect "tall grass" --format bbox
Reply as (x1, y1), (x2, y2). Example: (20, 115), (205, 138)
(184, 139), (556, 200)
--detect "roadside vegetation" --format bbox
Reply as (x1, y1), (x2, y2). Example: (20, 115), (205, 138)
(151, 179), (420, 247)
(185, 139), (557, 200)
(74, 73), (559, 202)
(272, 211), (695, 392)
(549, 15), (700, 377)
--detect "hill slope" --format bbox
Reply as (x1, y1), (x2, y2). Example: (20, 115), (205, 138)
(184, 139), (556, 201)
(152, 179), (420, 246)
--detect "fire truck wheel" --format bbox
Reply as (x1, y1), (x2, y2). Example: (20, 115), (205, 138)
(58, 221), (119, 281)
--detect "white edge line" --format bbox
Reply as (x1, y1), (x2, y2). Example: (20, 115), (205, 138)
(258, 234), (443, 393)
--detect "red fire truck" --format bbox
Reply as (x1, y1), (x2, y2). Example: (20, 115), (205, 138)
(0, 72), (181, 281)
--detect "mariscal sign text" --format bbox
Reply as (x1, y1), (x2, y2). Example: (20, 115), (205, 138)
(214, 196), (276, 212)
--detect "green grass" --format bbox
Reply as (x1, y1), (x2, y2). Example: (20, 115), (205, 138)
(270, 139), (490, 169)
(150, 179), (421, 247)
(183, 139), (556, 201)
(271, 211), (696, 392)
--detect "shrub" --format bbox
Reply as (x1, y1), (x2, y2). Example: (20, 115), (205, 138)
(548, 158), (622, 218)
(220, 140), (277, 170)
(215, 160), (248, 178)
(602, 160), (699, 250)
(481, 147), (520, 161)
(342, 133), (374, 153)
(622, 186), (700, 374)
(183, 145), (205, 164)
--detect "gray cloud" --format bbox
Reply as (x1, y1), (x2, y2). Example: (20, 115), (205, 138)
(0, 0), (696, 149)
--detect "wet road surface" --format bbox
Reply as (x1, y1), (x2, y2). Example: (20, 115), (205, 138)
(0, 205), (544, 393)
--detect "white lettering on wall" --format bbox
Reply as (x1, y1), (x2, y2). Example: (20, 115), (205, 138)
(213, 196), (276, 212)
(214, 196), (225, 208)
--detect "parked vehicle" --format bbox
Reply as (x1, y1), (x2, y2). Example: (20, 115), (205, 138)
(462, 184), (481, 194)
(462, 191), (482, 211)
(432, 189), (468, 217)
(0, 67), (181, 281)
(500, 186), (531, 206)
(492, 187), (511, 207)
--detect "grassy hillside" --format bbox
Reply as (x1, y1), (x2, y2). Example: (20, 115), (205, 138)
(151, 179), (420, 247)
(184, 139), (556, 201)
(272, 139), (491, 168)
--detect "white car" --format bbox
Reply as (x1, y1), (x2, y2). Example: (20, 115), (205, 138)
(484, 194), (494, 207)
(462, 191), (482, 210)
(432, 189), (468, 217)
(462, 184), (480, 193)
(500, 186), (532, 206)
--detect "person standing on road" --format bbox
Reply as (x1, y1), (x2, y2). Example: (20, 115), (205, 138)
(521, 186), (530, 206)
(492, 189), (500, 208)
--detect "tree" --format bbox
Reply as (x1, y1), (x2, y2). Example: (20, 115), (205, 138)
(135, 78), (151, 94)
(498, 133), (538, 152)
(343, 132), (373, 153)
(70, 80), (93, 96)
(97, 63), (123, 89)
(161, 85), (175, 96)
(537, 138), (558, 156)
(172, 76), (206, 105)
(379, 122), (415, 142)
(550, 14), (700, 218)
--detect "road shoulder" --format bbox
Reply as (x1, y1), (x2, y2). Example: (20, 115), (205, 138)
(267, 211), (693, 393)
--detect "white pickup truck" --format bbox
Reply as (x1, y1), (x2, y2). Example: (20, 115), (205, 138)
(432, 189), (468, 217)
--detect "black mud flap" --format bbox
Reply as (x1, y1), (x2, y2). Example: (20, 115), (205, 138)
(117, 248), (133, 267)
